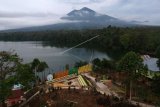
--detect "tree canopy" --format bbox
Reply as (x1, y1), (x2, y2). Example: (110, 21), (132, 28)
(117, 51), (146, 100)
(0, 51), (21, 80)
(31, 58), (48, 72)
(118, 51), (144, 74)
(0, 51), (21, 104)
(151, 75), (160, 97)
(0, 51), (42, 105)
(15, 64), (35, 89)
(0, 27), (160, 55)
(92, 58), (115, 73)
(156, 46), (160, 58)
(155, 46), (160, 69)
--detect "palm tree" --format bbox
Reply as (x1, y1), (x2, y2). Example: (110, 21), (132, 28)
(31, 58), (40, 74)
(38, 62), (48, 82)
(31, 58), (48, 85)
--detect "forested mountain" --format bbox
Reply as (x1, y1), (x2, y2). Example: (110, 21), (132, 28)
(62, 7), (118, 22)
(61, 7), (134, 26)
(0, 7), (138, 32)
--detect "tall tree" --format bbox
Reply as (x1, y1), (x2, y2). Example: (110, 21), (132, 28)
(0, 77), (15, 107)
(31, 58), (40, 73)
(156, 46), (160, 58)
(151, 75), (160, 97)
(31, 58), (41, 84)
(31, 58), (48, 83)
(117, 51), (145, 100)
(0, 51), (21, 80)
(120, 34), (130, 50)
(157, 60), (160, 70)
(156, 46), (160, 70)
(15, 64), (35, 89)
(38, 62), (48, 82)
(0, 51), (21, 106)
(0, 51), (46, 106)
(92, 58), (115, 73)
(92, 58), (101, 71)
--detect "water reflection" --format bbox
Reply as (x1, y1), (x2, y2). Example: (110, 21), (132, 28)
(0, 41), (110, 71)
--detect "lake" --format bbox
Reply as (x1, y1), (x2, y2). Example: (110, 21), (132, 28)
(0, 41), (110, 73)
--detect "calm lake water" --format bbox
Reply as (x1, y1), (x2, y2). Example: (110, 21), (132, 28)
(0, 41), (110, 73)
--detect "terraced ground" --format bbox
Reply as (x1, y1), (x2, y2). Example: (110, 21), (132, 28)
(26, 89), (138, 107)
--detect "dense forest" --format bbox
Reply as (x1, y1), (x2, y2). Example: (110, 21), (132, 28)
(0, 26), (160, 56)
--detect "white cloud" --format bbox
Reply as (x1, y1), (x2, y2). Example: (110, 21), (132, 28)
(0, 0), (160, 30)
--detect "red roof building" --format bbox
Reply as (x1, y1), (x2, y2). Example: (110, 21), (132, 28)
(5, 87), (24, 107)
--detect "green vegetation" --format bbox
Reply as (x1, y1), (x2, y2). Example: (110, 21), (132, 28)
(156, 46), (160, 58)
(0, 77), (15, 106)
(91, 52), (160, 104)
(117, 52), (146, 100)
(156, 46), (160, 69)
(92, 58), (115, 73)
(157, 60), (160, 70)
(15, 64), (35, 89)
(0, 26), (160, 56)
(0, 51), (48, 106)
(31, 58), (48, 84)
(0, 51), (22, 106)
(74, 61), (88, 68)
(151, 75), (160, 96)
(151, 75), (160, 105)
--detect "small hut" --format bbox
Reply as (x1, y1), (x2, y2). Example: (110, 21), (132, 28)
(5, 84), (25, 107)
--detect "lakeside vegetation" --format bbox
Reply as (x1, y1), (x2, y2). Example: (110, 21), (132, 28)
(1, 26), (160, 70)
(0, 50), (160, 106)
(0, 51), (48, 106)
(45, 50), (160, 105)
(91, 52), (160, 105)
(0, 26), (160, 56)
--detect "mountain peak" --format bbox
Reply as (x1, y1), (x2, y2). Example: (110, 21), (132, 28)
(80, 7), (95, 12)
(61, 7), (133, 27)
(2, 7), (137, 32)
(81, 7), (90, 10)
(67, 7), (96, 17)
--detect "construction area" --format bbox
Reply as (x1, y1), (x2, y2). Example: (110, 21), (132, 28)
(12, 70), (143, 107)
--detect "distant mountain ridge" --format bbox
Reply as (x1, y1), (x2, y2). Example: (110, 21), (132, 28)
(0, 7), (139, 32)
(68, 7), (96, 17)
(61, 7), (118, 21)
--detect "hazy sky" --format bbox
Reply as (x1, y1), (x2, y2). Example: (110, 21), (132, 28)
(0, 0), (160, 30)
